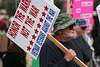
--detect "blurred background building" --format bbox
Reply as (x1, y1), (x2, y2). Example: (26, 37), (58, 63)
(0, 0), (16, 16)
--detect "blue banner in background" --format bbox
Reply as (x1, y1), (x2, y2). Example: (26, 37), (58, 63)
(75, 20), (86, 25)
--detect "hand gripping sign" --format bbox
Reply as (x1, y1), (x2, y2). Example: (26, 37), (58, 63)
(7, 0), (87, 67)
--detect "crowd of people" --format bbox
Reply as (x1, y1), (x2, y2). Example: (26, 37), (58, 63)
(0, 10), (100, 67)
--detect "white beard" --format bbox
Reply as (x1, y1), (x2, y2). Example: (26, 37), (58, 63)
(63, 30), (77, 38)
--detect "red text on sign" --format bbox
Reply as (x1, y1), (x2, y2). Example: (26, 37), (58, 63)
(8, 21), (21, 39)
(25, 16), (35, 28)
(20, 26), (30, 39)
(29, 5), (40, 18)
(15, 10), (25, 22)
(19, 0), (31, 13)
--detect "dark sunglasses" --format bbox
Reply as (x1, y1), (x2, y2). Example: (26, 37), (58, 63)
(68, 24), (75, 30)
(81, 26), (87, 30)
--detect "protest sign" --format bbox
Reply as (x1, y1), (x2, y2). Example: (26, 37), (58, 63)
(49, 0), (54, 4)
(65, 0), (73, 16)
(96, 4), (100, 36)
(7, 0), (60, 60)
(73, 0), (94, 30)
(96, 4), (100, 24)
(16, 0), (54, 9)
(75, 20), (86, 25)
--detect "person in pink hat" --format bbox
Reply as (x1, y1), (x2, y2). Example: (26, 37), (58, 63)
(0, 19), (7, 33)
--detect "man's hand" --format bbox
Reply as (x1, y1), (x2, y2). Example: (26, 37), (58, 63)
(64, 49), (76, 62)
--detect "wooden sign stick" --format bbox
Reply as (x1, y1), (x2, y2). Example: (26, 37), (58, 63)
(47, 33), (87, 67)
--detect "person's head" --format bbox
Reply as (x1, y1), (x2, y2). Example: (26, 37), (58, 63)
(0, 19), (7, 32)
(75, 19), (87, 36)
(52, 13), (77, 41)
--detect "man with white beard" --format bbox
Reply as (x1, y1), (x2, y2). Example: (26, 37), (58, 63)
(40, 13), (92, 67)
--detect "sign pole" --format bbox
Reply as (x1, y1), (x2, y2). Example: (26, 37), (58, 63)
(47, 33), (87, 67)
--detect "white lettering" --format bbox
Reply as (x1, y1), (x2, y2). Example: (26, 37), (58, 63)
(81, 13), (92, 18)
(76, 8), (81, 13)
(81, 2), (92, 6)
(85, 19), (90, 24)
(75, 0), (80, 1)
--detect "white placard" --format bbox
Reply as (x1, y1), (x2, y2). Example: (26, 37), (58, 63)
(7, 0), (60, 60)
(96, 4), (100, 24)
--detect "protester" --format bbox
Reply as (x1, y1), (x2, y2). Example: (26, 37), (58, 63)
(75, 19), (94, 51)
(2, 40), (26, 67)
(0, 18), (7, 64)
(93, 36), (100, 66)
(93, 35), (100, 56)
(0, 58), (3, 67)
(0, 18), (7, 34)
(26, 53), (33, 67)
(40, 13), (92, 67)
(76, 19), (98, 67)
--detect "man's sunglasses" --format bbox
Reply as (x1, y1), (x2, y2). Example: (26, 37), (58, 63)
(81, 26), (87, 30)
(68, 24), (75, 30)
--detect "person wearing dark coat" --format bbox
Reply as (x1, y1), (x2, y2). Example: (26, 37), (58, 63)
(39, 13), (92, 67)
(93, 36), (100, 56)
(2, 41), (26, 67)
